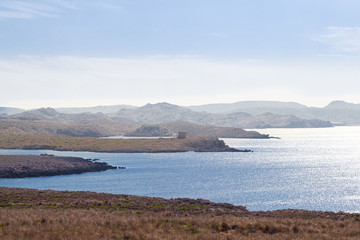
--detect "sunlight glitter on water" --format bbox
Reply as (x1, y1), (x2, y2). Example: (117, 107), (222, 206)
(1, 126), (360, 212)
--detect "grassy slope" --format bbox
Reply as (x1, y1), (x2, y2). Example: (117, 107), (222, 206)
(0, 119), (138, 137)
(0, 134), (236, 152)
(0, 187), (360, 239)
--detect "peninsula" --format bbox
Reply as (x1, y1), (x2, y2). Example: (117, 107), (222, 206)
(0, 155), (117, 178)
(0, 134), (243, 153)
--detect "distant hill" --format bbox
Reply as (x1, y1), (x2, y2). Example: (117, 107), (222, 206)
(187, 100), (360, 126)
(7, 107), (106, 122)
(2, 108), (138, 137)
(125, 124), (174, 137)
(0, 107), (25, 117)
(56, 104), (136, 114)
(126, 122), (270, 138)
(2, 102), (335, 133)
(109, 102), (332, 128)
(324, 100), (360, 110)
(187, 101), (307, 114)
(108, 102), (211, 124)
(0, 119), (138, 137)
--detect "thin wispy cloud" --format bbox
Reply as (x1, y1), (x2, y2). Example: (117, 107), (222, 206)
(0, 0), (124, 19)
(318, 26), (360, 55)
(0, 0), (79, 19)
(0, 10), (31, 19)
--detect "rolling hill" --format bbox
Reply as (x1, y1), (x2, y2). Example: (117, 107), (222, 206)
(125, 122), (270, 138)
(187, 100), (360, 126)
(109, 102), (332, 128)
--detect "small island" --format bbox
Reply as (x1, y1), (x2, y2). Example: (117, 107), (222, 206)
(0, 154), (117, 178)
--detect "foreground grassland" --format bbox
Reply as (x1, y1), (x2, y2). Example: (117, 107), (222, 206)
(0, 134), (237, 153)
(0, 187), (360, 239)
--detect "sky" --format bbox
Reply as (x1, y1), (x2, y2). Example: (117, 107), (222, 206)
(1, 0), (360, 109)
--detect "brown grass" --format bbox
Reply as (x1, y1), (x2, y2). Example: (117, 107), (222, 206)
(0, 134), (234, 152)
(1, 187), (360, 239)
(0, 119), (138, 137)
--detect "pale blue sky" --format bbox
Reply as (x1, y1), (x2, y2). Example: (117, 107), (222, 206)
(1, 0), (360, 108)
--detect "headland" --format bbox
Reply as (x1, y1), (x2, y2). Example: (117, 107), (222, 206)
(0, 155), (117, 178)
(0, 134), (243, 153)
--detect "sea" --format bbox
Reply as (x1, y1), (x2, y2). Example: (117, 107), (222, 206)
(1, 126), (360, 213)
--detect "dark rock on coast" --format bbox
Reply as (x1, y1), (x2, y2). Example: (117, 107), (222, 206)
(184, 137), (245, 152)
(0, 155), (118, 178)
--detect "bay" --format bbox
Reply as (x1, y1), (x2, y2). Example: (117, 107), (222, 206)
(1, 126), (360, 212)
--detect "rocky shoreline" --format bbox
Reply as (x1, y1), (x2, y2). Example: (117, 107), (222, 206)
(0, 155), (118, 178)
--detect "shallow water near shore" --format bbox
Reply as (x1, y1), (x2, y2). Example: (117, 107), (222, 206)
(1, 126), (360, 212)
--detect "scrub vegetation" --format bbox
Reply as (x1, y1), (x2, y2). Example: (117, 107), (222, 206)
(0, 134), (237, 152)
(1, 187), (360, 240)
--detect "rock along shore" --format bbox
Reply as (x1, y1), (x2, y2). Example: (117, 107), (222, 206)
(0, 154), (118, 178)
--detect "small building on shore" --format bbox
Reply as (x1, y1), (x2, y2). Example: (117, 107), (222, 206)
(177, 132), (187, 139)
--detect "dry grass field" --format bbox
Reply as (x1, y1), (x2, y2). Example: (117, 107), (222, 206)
(1, 187), (360, 239)
(0, 134), (236, 153)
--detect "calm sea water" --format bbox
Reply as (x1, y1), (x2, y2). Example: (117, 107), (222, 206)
(1, 126), (360, 212)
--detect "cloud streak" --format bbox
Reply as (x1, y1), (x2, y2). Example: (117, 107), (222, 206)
(318, 26), (360, 55)
(0, 0), (124, 19)
(0, 0), (80, 19)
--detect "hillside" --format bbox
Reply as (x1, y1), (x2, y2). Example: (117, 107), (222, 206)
(1, 187), (360, 240)
(324, 100), (360, 110)
(110, 102), (332, 128)
(109, 102), (200, 124)
(2, 102), (334, 131)
(1, 108), (139, 137)
(187, 100), (360, 126)
(126, 122), (270, 138)
(7, 107), (105, 122)
(56, 104), (136, 114)
(0, 107), (24, 117)
(187, 101), (308, 114)
(0, 119), (138, 137)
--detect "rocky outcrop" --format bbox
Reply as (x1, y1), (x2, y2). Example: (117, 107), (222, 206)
(183, 137), (247, 152)
(125, 125), (173, 137)
(125, 122), (270, 138)
(0, 155), (118, 178)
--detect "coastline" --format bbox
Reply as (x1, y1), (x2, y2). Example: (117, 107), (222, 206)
(0, 134), (243, 153)
(0, 155), (117, 178)
(1, 187), (359, 239)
